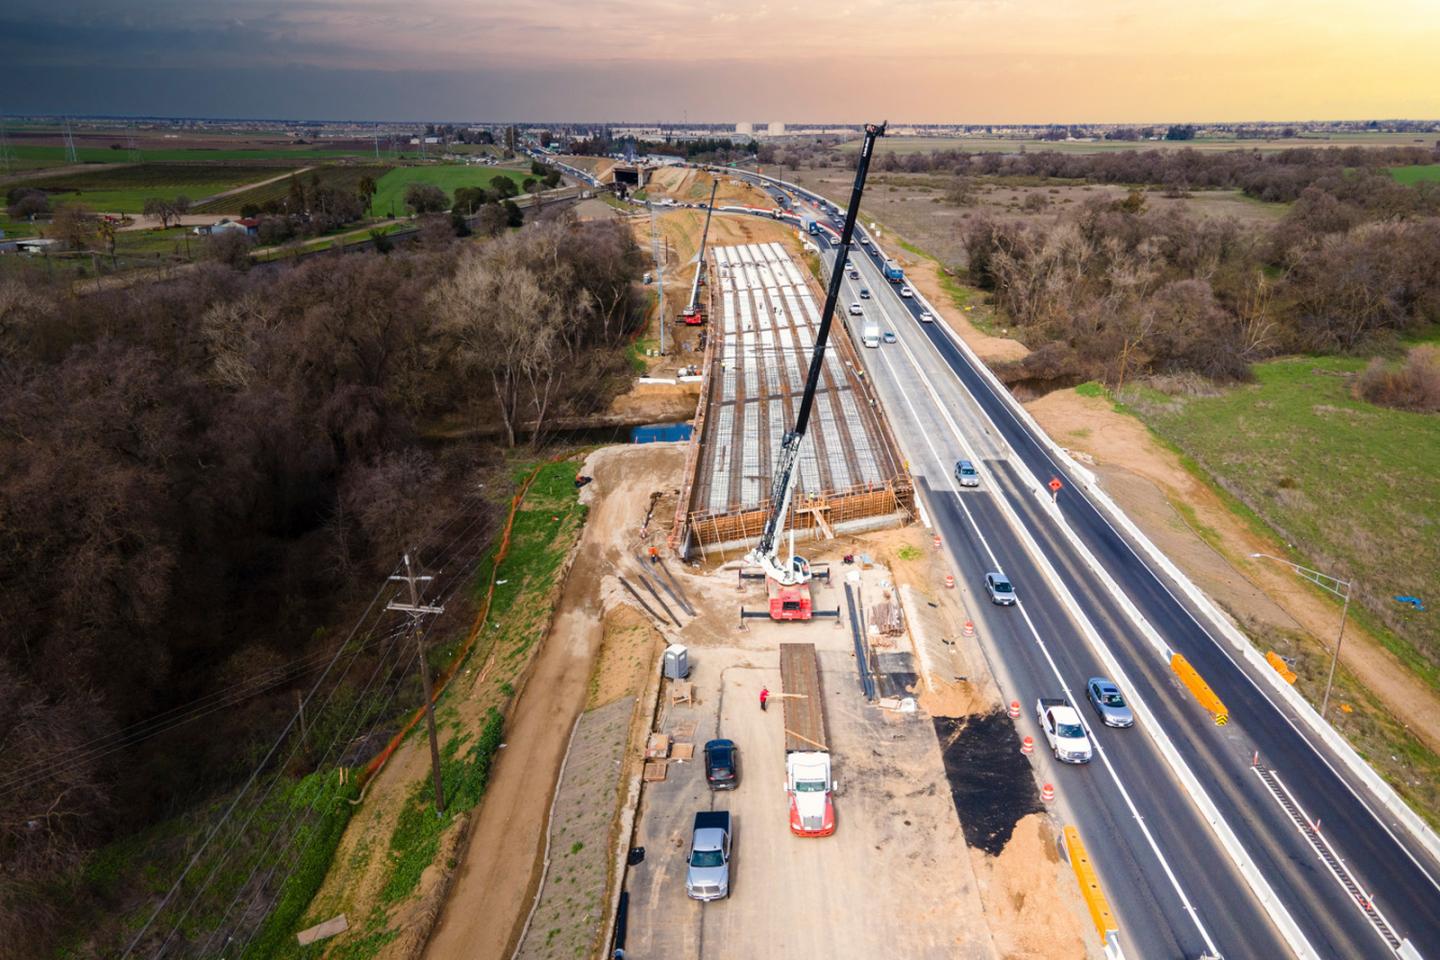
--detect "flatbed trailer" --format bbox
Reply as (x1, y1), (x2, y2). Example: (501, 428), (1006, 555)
(780, 643), (827, 752)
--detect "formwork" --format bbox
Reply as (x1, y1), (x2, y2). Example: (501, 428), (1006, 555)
(670, 238), (912, 558)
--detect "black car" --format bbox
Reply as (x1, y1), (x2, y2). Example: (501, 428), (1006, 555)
(704, 738), (739, 790)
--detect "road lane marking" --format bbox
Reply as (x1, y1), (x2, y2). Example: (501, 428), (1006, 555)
(863, 331), (1221, 957)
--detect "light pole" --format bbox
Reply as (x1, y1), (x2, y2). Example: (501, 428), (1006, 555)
(1249, 553), (1352, 720)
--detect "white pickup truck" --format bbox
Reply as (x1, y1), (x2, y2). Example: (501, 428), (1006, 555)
(1036, 697), (1093, 764)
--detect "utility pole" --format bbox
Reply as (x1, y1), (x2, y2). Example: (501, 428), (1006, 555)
(388, 552), (447, 815)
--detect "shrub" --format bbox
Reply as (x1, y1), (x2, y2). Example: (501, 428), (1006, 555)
(1356, 345), (1440, 412)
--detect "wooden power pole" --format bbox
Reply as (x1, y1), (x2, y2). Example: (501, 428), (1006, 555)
(388, 552), (447, 815)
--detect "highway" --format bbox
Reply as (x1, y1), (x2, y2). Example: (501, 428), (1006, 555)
(706, 167), (1440, 958)
(792, 190), (1440, 958)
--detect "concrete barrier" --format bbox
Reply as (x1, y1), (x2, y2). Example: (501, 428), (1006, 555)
(1171, 653), (1230, 725)
(1064, 825), (1120, 944)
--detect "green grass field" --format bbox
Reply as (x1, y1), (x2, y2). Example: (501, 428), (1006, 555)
(1126, 356), (1440, 681)
(368, 165), (534, 217)
(22, 163), (286, 214)
(192, 164), (393, 214)
(1391, 164), (1440, 184)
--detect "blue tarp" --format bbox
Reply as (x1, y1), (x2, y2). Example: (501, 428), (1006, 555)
(631, 422), (693, 444)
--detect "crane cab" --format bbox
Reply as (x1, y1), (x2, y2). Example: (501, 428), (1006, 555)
(768, 579), (813, 621)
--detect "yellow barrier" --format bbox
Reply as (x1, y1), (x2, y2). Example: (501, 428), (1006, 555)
(1171, 653), (1230, 725)
(1265, 651), (1298, 685)
(1064, 825), (1118, 941)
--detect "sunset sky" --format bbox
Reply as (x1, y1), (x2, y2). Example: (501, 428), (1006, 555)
(4, 0), (1438, 121)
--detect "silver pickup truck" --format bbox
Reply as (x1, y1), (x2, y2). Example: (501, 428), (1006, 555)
(685, 811), (732, 901)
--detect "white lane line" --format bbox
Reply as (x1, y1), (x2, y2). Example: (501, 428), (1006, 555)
(865, 273), (1318, 958)
(910, 275), (1440, 898)
(866, 334), (1222, 957)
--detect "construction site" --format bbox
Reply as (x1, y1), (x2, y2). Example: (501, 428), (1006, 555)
(669, 237), (912, 559)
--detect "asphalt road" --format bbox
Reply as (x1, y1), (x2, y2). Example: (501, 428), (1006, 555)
(793, 191), (1440, 960)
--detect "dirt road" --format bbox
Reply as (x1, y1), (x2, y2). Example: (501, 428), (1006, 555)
(422, 443), (686, 960)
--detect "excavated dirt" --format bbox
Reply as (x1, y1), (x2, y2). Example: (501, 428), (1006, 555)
(642, 166), (773, 208)
(973, 813), (1091, 959)
(1026, 387), (1440, 756)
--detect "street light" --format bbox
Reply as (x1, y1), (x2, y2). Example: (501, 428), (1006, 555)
(1248, 553), (1353, 720)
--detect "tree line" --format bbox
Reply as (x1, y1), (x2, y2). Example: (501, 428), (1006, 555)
(0, 213), (646, 952)
(961, 170), (1440, 393)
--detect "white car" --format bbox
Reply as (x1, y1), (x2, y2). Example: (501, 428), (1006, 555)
(848, 302), (863, 316)
(1036, 699), (1094, 764)
(919, 311), (934, 323)
(899, 286), (913, 298)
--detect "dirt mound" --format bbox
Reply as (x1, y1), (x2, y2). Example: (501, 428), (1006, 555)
(972, 813), (1088, 958)
(920, 677), (986, 718)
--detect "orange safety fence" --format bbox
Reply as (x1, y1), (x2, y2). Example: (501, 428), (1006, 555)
(358, 460), (550, 786)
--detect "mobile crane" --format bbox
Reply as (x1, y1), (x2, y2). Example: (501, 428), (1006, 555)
(680, 180), (719, 325)
(742, 121), (885, 621)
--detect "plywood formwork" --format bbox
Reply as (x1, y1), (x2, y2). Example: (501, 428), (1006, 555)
(672, 238), (910, 556)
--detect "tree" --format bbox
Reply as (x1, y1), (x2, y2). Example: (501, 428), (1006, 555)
(6, 188), (49, 220)
(503, 200), (523, 228)
(206, 230), (253, 270)
(474, 203), (507, 237)
(51, 204), (96, 250)
(357, 174), (378, 208)
(142, 197), (178, 228)
(404, 182), (448, 214)
(489, 175), (519, 199)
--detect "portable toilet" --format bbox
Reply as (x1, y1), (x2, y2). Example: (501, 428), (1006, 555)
(663, 643), (690, 680)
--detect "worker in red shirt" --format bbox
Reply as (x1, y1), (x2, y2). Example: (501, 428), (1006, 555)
(760, 686), (770, 712)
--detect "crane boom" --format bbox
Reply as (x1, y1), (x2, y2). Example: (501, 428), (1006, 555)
(746, 121), (886, 586)
(685, 179), (720, 318)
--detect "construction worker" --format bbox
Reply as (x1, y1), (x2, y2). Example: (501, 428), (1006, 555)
(648, 546), (659, 564)
(760, 686), (770, 712)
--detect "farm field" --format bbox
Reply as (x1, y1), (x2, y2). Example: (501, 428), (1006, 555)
(368, 165), (534, 216)
(20, 163), (289, 214)
(1392, 163), (1440, 184)
(2, 143), (370, 171)
(1123, 356), (1440, 686)
(781, 165), (1285, 268)
(837, 131), (1440, 156)
(193, 164), (393, 214)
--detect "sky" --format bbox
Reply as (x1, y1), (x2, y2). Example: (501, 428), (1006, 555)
(3, 0), (1439, 122)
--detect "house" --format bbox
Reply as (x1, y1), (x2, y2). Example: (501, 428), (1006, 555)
(194, 218), (260, 237)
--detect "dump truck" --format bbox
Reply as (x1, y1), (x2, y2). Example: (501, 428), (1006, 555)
(1036, 697), (1094, 764)
(781, 643), (836, 836)
(685, 811), (732, 901)
(882, 259), (905, 283)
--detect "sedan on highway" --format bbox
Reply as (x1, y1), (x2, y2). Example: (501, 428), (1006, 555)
(882, 331), (897, 343)
(899, 286), (914, 298)
(848, 302), (864, 316)
(1086, 678), (1135, 728)
(848, 269), (859, 279)
(919, 311), (934, 323)
(984, 572), (1017, 605)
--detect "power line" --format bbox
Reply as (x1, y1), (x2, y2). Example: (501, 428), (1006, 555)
(117, 565), (402, 960)
(123, 506), (497, 957)
(0, 509), (494, 799)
